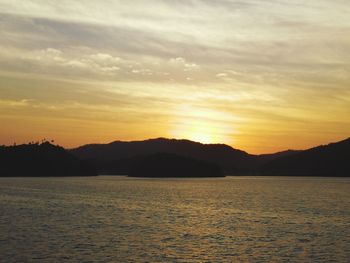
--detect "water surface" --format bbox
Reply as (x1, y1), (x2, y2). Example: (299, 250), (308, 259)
(0, 176), (349, 262)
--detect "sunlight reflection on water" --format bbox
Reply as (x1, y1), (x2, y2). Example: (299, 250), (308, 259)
(0, 176), (349, 262)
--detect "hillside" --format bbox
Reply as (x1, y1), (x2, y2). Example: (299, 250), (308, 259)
(70, 137), (350, 176)
(129, 153), (224, 177)
(0, 142), (97, 177)
(71, 138), (254, 174)
(260, 138), (350, 176)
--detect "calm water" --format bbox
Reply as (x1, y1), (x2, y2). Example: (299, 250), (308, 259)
(0, 176), (349, 262)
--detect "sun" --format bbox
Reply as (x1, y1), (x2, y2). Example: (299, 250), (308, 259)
(168, 103), (243, 146)
(169, 105), (235, 145)
(181, 122), (214, 144)
(190, 133), (212, 144)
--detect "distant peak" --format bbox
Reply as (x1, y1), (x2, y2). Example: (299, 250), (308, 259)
(81, 137), (247, 154)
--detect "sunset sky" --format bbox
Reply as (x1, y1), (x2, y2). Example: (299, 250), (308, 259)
(0, 0), (349, 153)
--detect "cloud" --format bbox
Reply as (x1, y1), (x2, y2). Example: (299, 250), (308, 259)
(169, 57), (200, 72)
(18, 48), (122, 76)
(216, 73), (228, 78)
(0, 1), (350, 152)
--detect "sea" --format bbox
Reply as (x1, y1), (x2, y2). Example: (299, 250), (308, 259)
(0, 176), (349, 262)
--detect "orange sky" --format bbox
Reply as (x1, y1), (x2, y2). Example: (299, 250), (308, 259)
(0, 1), (349, 154)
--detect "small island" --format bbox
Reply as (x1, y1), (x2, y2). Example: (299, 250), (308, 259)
(129, 153), (224, 178)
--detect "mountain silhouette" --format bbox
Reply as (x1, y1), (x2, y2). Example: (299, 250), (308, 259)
(2, 137), (349, 177)
(259, 138), (350, 176)
(70, 138), (254, 174)
(0, 142), (97, 177)
(71, 137), (350, 176)
(129, 153), (224, 177)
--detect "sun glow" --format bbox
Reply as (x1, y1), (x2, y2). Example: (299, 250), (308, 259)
(177, 120), (214, 144)
(170, 105), (237, 144)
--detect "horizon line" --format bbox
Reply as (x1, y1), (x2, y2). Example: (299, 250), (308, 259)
(3, 136), (349, 156)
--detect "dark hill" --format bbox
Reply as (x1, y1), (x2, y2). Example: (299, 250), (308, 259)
(70, 137), (350, 176)
(0, 142), (97, 177)
(70, 138), (254, 174)
(129, 153), (224, 178)
(260, 138), (350, 176)
(253, 150), (301, 168)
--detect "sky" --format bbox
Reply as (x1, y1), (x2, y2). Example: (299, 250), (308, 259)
(0, 0), (349, 154)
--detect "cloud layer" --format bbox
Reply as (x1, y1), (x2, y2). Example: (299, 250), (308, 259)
(0, 0), (349, 153)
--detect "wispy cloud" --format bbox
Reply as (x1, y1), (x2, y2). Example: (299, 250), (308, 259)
(0, 1), (349, 152)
